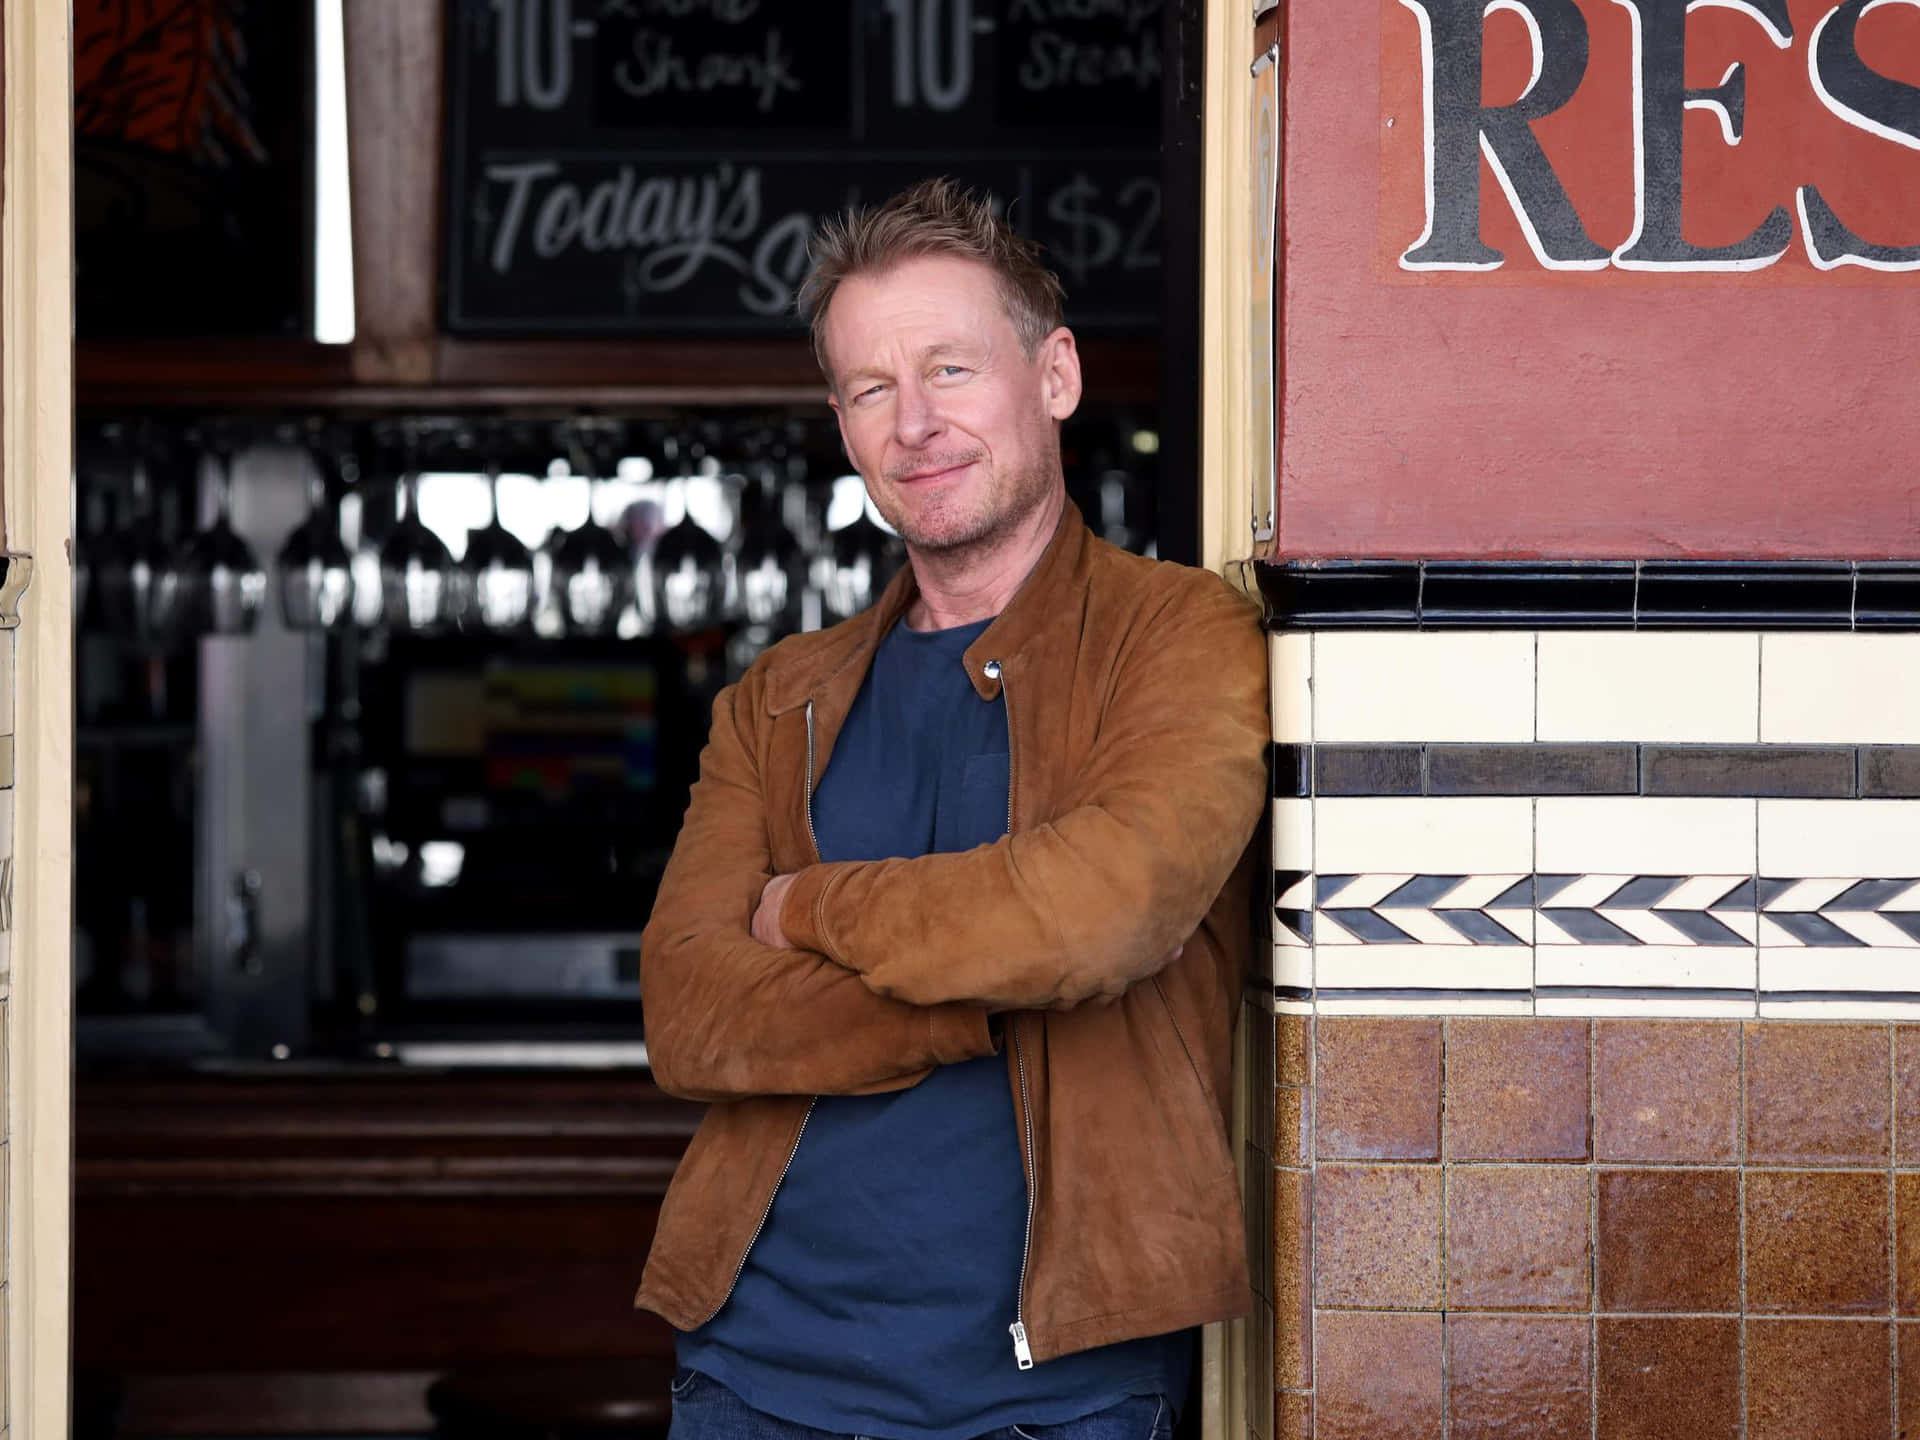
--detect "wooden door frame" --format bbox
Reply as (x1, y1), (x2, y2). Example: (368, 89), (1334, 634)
(5, 0), (76, 1434)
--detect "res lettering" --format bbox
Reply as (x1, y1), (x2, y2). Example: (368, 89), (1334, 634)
(1398, 0), (1920, 272)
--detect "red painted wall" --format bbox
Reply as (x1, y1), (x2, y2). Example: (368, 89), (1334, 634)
(1279, 0), (1920, 558)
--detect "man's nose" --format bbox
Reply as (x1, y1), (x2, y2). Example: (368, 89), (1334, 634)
(893, 379), (944, 448)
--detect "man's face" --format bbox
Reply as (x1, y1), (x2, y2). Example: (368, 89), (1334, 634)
(824, 254), (1081, 557)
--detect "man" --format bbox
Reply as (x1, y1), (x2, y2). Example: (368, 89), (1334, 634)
(638, 178), (1267, 1440)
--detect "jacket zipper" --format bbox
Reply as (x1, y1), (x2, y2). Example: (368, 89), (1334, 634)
(694, 699), (824, 1327)
(987, 658), (1038, 1371)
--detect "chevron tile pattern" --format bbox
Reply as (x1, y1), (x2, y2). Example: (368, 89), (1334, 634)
(1277, 871), (1920, 949)
(1304, 872), (1531, 946)
(1753, 876), (1920, 947)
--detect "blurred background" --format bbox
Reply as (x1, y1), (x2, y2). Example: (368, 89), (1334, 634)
(70, 1), (1201, 1436)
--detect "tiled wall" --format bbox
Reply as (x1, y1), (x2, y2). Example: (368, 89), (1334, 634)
(1250, 629), (1920, 1439)
(1269, 632), (1920, 1019)
(1251, 1015), (1919, 1440)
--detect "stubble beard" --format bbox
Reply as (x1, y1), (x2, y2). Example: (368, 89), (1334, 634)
(876, 442), (1059, 561)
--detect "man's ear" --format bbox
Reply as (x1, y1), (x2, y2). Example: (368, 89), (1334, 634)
(1039, 327), (1082, 422)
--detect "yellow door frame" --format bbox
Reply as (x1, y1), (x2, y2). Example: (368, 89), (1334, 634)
(5, 0), (76, 1433)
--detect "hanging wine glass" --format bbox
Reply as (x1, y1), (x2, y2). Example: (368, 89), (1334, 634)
(345, 425), (395, 631)
(817, 478), (906, 624)
(93, 451), (178, 648)
(548, 422), (633, 636)
(735, 439), (807, 632)
(277, 445), (358, 630)
(379, 441), (458, 634)
(643, 432), (734, 632)
(462, 456), (536, 633)
(162, 441), (267, 638)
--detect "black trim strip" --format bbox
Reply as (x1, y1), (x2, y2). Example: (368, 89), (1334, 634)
(1311, 987), (1530, 1001)
(1754, 989), (1920, 1003)
(1272, 742), (1920, 800)
(1256, 559), (1920, 630)
(1535, 986), (1755, 1001)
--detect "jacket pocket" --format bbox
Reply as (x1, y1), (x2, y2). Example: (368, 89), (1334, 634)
(1149, 974), (1219, 1112)
(1141, 977), (1235, 1185)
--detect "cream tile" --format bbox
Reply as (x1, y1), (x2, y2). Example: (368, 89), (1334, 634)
(1537, 632), (1758, 742)
(1761, 634), (1920, 743)
(1314, 797), (1533, 875)
(1272, 798), (1312, 873)
(1313, 942), (1532, 990)
(1536, 994), (1757, 1017)
(1316, 994), (1533, 1015)
(1533, 944), (1756, 990)
(1536, 797), (1755, 875)
(1272, 944), (1312, 989)
(1270, 996), (1313, 1015)
(1311, 632), (1533, 742)
(1758, 998), (1920, 1019)
(1270, 633), (1311, 744)
(1759, 947), (1920, 994)
(1759, 800), (1920, 877)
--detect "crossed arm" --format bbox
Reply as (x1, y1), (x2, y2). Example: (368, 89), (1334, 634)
(640, 579), (1268, 1103)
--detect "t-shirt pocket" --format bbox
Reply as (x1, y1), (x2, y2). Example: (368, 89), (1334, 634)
(933, 752), (1012, 853)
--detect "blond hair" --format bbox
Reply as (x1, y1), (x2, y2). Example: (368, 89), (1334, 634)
(799, 177), (1067, 384)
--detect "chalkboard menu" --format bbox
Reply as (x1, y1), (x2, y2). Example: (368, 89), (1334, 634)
(442, 0), (1164, 336)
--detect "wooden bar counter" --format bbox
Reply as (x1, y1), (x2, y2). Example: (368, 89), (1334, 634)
(75, 1066), (701, 1435)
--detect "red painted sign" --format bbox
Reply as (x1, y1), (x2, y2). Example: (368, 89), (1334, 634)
(1275, 0), (1920, 559)
(1379, 0), (1920, 277)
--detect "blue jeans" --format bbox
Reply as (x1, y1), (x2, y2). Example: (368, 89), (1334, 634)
(667, 1369), (1175, 1440)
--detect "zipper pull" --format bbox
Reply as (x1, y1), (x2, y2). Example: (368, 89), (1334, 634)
(1009, 1321), (1034, 1370)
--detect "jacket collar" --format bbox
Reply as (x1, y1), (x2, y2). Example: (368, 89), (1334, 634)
(762, 498), (1090, 715)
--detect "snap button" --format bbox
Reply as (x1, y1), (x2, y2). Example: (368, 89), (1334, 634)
(982, 660), (1002, 680)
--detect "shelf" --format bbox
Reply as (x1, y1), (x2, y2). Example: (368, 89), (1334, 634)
(77, 334), (1162, 410)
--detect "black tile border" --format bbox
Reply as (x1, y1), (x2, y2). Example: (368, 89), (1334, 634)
(1255, 559), (1920, 630)
(1271, 742), (1920, 800)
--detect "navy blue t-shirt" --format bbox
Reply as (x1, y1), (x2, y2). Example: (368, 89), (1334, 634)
(677, 617), (1190, 1440)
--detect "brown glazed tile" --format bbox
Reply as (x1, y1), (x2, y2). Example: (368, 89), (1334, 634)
(1447, 1165), (1591, 1311)
(1747, 1319), (1892, 1440)
(1899, 1025), (1920, 1167)
(1448, 1315), (1590, 1440)
(1592, 1020), (1740, 1163)
(1277, 1012), (1311, 1087)
(1275, 1391), (1312, 1440)
(1596, 1318), (1741, 1440)
(1900, 1325), (1919, 1440)
(1314, 1310), (1442, 1440)
(1596, 1169), (1740, 1313)
(1314, 1165), (1441, 1310)
(1275, 1085), (1310, 1168)
(1747, 1170), (1890, 1314)
(1315, 1018), (1442, 1160)
(1274, 1167), (1312, 1388)
(1448, 1018), (1591, 1161)
(1746, 1022), (1891, 1165)
(1900, 1173), (1920, 1316)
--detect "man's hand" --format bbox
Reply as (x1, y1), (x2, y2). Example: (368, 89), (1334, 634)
(753, 872), (797, 949)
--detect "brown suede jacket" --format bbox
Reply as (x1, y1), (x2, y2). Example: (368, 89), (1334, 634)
(636, 503), (1270, 1367)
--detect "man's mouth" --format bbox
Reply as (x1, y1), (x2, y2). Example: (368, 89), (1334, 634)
(892, 458), (979, 484)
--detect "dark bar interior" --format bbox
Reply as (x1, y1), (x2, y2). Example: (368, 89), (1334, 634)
(71, 2), (1196, 1435)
